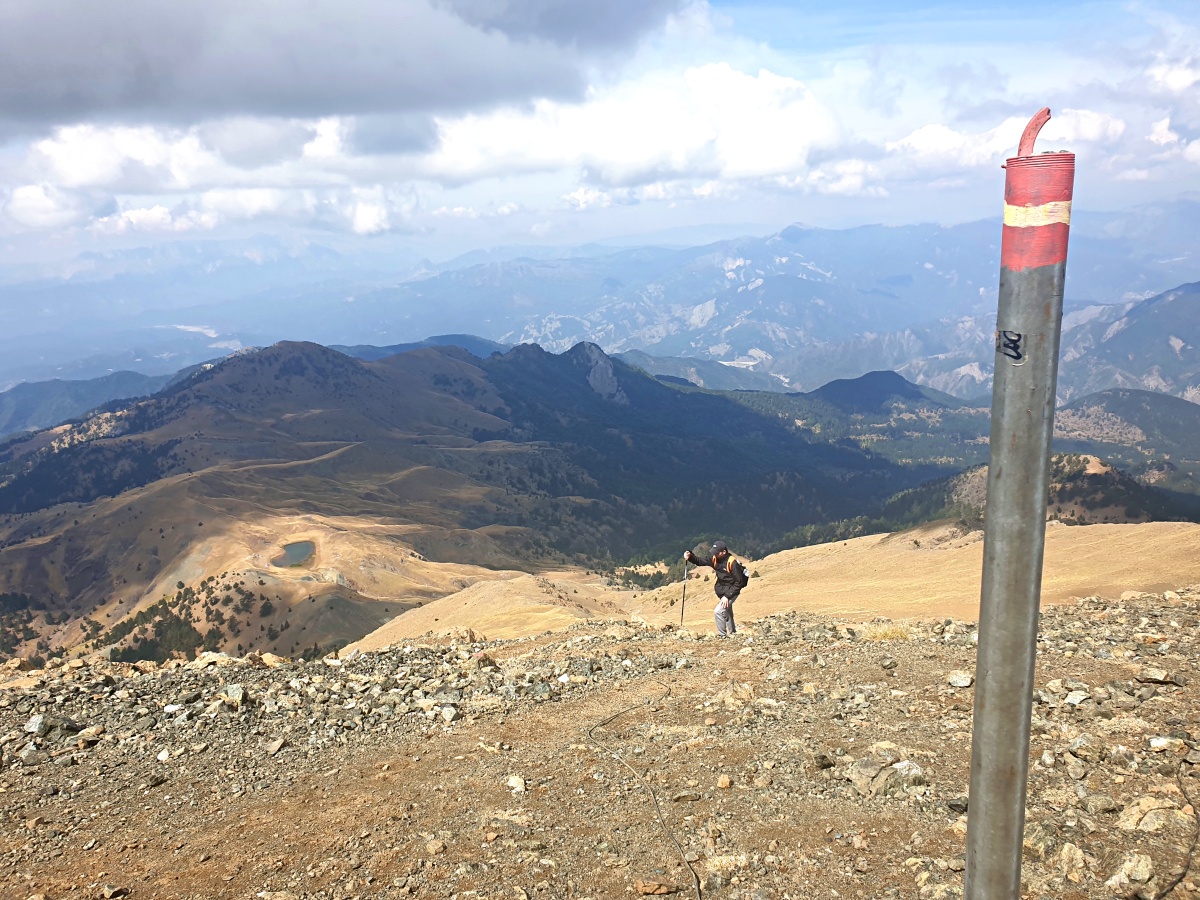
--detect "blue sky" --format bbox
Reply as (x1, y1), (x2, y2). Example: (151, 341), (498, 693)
(0, 0), (1197, 264)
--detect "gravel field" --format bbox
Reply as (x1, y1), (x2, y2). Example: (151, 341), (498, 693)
(2, 586), (1197, 900)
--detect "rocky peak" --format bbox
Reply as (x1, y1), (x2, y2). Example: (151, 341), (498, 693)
(567, 342), (628, 405)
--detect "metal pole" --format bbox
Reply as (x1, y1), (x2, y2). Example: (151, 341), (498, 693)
(680, 560), (689, 628)
(965, 108), (1075, 900)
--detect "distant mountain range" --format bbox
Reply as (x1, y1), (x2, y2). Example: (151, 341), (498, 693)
(7, 337), (1198, 497)
(1, 201), (1196, 398)
(0, 371), (172, 440)
(352, 218), (1196, 400)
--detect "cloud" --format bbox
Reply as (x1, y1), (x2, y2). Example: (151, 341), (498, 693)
(432, 205), (481, 219)
(1148, 117), (1180, 145)
(426, 63), (841, 188)
(886, 118), (1025, 168)
(2, 183), (100, 228)
(791, 160), (888, 198)
(886, 108), (1125, 173)
(438, 0), (685, 51)
(199, 188), (306, 219)
(91, 204), (219, 235)
(2, 0), (1199, 247)
(1039, 109), (1126, 145)
(1146, 54), (1200, 94)
(0, 0), (682, 132)
(564, 187), (614, 211)
(31, 124), (224, 191)
(197, 118), (316, 168)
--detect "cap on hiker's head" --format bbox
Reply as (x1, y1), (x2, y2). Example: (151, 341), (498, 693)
(711, 541), (727, 554)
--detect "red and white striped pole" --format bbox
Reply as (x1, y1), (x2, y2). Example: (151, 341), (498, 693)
(965, 108), (1075, 899)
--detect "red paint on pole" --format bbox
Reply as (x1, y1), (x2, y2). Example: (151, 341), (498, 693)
(1001, 221), (1070, 271)
(1003, 157), (1075, 208)
(1001, 113), (1075, 273)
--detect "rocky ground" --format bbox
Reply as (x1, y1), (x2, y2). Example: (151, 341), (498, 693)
(1, 587), (1197, 900)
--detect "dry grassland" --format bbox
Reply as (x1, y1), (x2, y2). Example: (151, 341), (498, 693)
(353, 520), (1200, 646)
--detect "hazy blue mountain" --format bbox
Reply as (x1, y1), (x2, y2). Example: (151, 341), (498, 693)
(806, 370), (965, 413)
(0, 371), (172, 439)
(355, 215), (1194, 394)
(0, 235), (426, 388)
(615, 349), (788, 391)
(1, 201), (1195, 396)
(1071, 200), (1200, 272)
(333, 335), (510, 361)
(1057, 282), (1199, 401)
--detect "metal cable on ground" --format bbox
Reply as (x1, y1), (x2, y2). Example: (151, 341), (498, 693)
(586, 678), (704, 900)
(1155, 759), (1197, 899)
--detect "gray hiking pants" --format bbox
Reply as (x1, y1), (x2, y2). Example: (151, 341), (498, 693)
(714, 598), (736, 636)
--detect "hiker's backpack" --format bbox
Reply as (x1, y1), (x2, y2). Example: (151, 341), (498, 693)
(721, 557), (749, 590)
(734, 561), (750, 590)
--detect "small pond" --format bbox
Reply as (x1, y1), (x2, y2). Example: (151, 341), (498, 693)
(271, 540), (315, 568)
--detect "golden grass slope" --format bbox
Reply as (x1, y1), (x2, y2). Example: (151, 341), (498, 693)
(351, 520), (1200, 647)
(347, 570), (632, 650)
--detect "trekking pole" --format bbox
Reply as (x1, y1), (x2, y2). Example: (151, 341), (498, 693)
(679, 559), (689, 628)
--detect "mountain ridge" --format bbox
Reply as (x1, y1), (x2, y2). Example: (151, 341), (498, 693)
(0, 340), (914, 660)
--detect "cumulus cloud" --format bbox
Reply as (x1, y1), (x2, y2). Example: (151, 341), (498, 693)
(3, 183), (95, 229)
(91, 205), (219, 235)
(1148, 118), (1180, 145)
(564, 187), (614, 211)
(426, 63), (841, 188)
(886, 108), (1125, 174)
(1, 0), (1198, 246)
(195, 118), (317, 168)
(432, 205), (481, 219)
(1146, 54), (1200, 93)
(31, 124), (224, 191)
(886, 118), (1026, 168)
(1039, 109), (1126, 145)
(0, 0), (682, 132)
(790, 160), (888, 198)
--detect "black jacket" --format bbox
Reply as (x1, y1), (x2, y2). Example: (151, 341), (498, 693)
(688, 552), (748, 600)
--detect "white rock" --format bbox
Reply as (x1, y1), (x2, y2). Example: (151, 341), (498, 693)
(947, 671), (974, 688)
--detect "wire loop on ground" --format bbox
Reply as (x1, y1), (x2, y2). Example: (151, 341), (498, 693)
(586, 678), (703, 899)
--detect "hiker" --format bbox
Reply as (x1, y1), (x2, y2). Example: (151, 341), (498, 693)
(684, 541), (749, 637)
